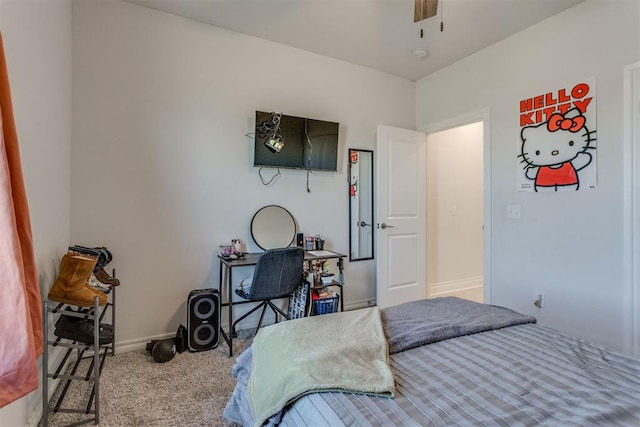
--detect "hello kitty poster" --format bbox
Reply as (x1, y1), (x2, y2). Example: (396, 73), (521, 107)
(517, 78), (597, 192)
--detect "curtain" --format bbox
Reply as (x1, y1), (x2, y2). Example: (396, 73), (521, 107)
(0, 32), (43, 408)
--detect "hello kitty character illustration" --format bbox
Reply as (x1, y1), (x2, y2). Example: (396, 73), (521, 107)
(519, 108), (596, 192)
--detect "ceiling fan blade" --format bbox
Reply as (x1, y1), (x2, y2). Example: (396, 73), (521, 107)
(414, 0), (438, 23)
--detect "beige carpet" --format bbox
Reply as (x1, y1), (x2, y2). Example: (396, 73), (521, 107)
(44, 337), (250, 426)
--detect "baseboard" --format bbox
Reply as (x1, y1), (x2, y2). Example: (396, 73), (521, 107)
(429, 276), (484, 301)
(344, 298), (374, 310)
(115, 332), (175, 353)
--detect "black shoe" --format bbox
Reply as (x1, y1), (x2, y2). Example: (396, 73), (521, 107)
(56, 307), (113, 333)
(54, 314), (113, 345)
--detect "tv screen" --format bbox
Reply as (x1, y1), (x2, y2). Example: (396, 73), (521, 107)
(253, 111), (339, 171)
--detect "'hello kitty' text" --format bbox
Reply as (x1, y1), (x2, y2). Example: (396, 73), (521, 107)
(519, 83), (592, 126)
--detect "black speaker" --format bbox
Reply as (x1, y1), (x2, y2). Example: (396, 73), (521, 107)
(187, 289), (219, 352)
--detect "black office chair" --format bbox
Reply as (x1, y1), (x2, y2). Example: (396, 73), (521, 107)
(231, 247), (305, 337)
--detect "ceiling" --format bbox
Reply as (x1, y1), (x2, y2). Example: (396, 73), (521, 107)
(124, 0), (584, 81)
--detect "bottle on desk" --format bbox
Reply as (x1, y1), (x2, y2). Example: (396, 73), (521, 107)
(233, 239), (242, 254)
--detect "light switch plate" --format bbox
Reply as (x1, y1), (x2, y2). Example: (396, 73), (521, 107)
(506, 204), (521, 219)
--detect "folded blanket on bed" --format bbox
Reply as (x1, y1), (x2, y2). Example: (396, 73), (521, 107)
(382, 296), (537, 354)
(249, 307), (395, 427)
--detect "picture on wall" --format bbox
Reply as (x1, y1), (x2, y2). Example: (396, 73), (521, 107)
(517, 78), (597, 192)
(350, 150), (359, 198)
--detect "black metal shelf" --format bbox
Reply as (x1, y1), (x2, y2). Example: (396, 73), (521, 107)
(41, 285), (116, 427)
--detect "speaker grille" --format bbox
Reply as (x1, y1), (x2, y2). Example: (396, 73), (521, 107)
(194, 298), (214, 319)
(187, 289), (219, 352)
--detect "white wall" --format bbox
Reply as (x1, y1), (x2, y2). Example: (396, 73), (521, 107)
(416, 0), (640, 352)
(0, 0), (634, 425)
(0, 0), (72, 425)
(426, 122), (484, 302)
(71, 0), (414, 346)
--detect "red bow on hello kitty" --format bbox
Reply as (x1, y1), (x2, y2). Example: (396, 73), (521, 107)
(547, 112), (585, 133)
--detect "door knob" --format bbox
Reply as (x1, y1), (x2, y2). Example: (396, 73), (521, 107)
(359, 221), (372, 227)
(379, 223), (394, 229)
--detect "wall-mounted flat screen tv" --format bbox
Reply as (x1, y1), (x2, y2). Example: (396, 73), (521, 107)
(253, 111), (339, 171)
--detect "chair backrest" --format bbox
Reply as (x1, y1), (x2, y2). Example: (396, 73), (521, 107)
(248, 247), (304, 300)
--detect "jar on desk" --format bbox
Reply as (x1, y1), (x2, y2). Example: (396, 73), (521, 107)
(219, 245), (233, 257)
(305, 237), (315, 251)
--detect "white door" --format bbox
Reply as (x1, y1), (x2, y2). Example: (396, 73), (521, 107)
(376, 125), (427, 308)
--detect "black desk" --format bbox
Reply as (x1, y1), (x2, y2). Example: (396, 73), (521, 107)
(217, 250), (346, 356)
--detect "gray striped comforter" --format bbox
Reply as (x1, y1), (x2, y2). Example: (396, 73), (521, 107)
(278, 324), (640, 426)
(224, 303), (640, 426)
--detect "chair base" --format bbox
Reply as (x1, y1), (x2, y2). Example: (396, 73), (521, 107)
(232, 300), (290, 338)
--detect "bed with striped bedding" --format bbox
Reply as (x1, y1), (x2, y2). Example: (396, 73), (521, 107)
(224, 298), (640, 426)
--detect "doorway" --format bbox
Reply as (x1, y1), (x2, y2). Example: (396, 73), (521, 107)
(420, 108), (491, 304)
(426, 122), (484, 303)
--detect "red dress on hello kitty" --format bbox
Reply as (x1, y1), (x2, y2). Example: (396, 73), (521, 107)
(536, 162), (578, 187)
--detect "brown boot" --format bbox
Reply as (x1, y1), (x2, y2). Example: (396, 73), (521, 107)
(84, 283), (108, 305)
(48, 254), (106, 307)
(94, 267), (120, 286)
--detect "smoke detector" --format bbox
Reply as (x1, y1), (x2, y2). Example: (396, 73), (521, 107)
(412, 48), (430, 59)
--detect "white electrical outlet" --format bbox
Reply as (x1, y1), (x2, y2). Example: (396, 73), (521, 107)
(533, 293), (543, 308)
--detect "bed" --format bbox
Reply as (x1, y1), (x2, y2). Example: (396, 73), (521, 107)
(223, 297), (640, 426)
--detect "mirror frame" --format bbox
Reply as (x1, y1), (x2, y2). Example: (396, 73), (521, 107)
(250, 205), (297, 250)
(348, 148), (374, 261)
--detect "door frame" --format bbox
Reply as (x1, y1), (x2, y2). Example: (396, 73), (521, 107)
(419, 108), (492, 303)
(624, 61), (640, 356)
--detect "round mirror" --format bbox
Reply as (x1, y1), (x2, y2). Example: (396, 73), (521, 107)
(251, 205), (296, 250)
